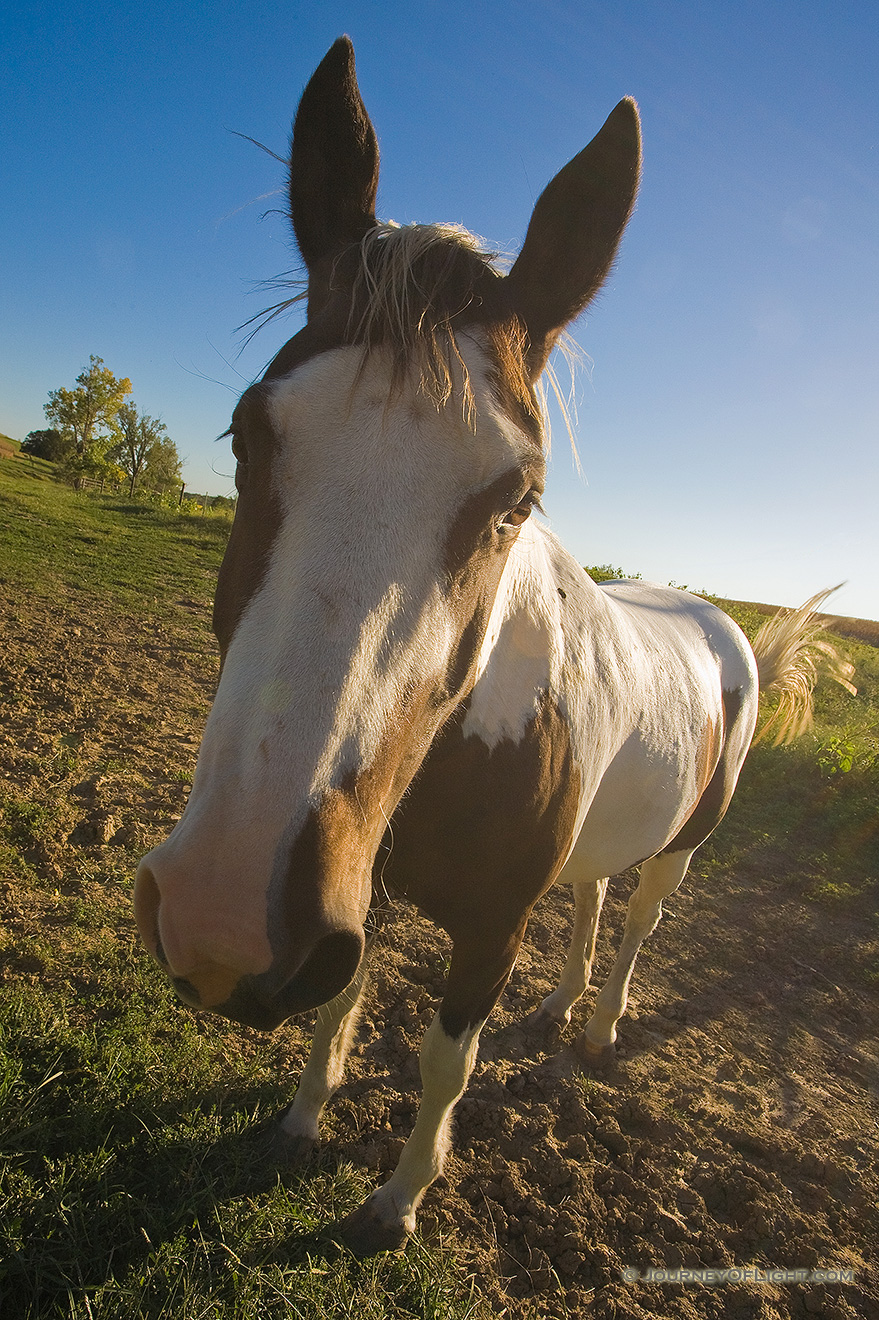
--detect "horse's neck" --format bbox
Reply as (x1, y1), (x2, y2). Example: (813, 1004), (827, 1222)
(462, 522), (604, 748)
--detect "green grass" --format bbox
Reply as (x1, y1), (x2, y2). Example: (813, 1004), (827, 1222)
(1, 966), (483, 1318)
(0, 458), (231, 617)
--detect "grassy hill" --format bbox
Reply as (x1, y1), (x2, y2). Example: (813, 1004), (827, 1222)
(0, 435), (60, 482)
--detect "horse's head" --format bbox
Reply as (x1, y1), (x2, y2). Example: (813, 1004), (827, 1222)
(135, 38), (640, 1029)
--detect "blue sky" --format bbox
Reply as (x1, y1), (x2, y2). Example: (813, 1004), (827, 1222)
(2, 0), (877, 617)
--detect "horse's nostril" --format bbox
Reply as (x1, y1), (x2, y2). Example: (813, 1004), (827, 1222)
(172, 977), (201, 1006)
(213, 928), (366, 1029)
(292, 929), (365, 1007)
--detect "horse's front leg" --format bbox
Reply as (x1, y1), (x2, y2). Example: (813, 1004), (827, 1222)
(338, 925), (524, 1255)
(276, 952), (370, 1161)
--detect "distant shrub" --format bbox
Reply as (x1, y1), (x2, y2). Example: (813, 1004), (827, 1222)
(22, 429), (71, 461)
(585, 564), (642, 583)
(180, 493), (236, 518)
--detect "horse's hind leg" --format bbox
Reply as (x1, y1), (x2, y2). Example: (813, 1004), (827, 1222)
(576, 848), (693, 1067)
(529, 875), (609, 1028)
(276, 953), (370, 1161)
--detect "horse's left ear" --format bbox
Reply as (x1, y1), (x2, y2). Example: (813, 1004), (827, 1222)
(504, 98), (641, 379)
(289, 37), (380, 302)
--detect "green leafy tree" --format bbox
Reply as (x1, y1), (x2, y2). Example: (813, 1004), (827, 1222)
(44, 356), (132, 482)
(143, 431), (183, 492)
(21, 429), (72, 461)
(585, 564), (642, 583)
(109, 403), (180, 497)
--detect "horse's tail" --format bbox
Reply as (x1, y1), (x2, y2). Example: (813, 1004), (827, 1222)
(751, 584), (857, 745)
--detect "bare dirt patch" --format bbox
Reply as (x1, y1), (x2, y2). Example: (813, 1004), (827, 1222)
(1, 582), (877, 1320)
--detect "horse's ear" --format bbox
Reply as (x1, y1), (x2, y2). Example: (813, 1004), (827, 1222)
(504, 98), (641, 379)
(289, 37), (379, 283)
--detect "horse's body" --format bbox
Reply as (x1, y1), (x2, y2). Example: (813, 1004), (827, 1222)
(135, 39), (847, 1253)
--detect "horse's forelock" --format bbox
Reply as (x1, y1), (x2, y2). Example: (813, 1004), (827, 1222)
(348, 223), (541, 439)
(257, 223), (543, 442)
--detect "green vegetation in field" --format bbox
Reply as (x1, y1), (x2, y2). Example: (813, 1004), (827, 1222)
(0, 964), (486, 1319)
(0, 460), (231, 618)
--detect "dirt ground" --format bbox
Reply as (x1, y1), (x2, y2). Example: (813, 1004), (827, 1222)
(1, 581), (877, 1320)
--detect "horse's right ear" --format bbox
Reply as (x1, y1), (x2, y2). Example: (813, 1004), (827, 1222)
(504, 98), (641, 380)
(289, 37), (379, 283)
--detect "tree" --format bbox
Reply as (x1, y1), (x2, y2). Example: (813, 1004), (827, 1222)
(143, 432), (183, 491)
(112, 402), (161, 496)
(109, 403), (182, 496)
(21, 428), (72, 461)
(44, 356), (132, 469)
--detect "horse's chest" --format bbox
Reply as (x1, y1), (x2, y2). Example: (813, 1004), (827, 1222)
(378, 696), (580, 937)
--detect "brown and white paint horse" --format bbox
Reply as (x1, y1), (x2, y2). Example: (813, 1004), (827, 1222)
(135, 39), (852, 1254)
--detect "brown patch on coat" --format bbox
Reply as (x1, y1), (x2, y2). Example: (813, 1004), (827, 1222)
(379, 693), (581, 1037)
(212, 388), (284, 660)
(694, 711), (723, 801)
(443, 466), (544, 581)
(660, 687), (746, 855)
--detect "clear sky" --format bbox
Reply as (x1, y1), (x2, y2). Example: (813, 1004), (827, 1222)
(2, 0), (877, 618)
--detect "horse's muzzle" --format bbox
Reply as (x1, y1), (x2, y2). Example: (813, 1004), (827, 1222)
(134, 857), (365, 1030)
(213, 928), (365, 1029)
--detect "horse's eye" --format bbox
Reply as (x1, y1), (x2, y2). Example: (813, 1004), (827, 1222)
(231, 434), (248, 464)
(499, 492), (543, 530)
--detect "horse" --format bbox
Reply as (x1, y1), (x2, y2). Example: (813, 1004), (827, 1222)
(134, 38), (854, 1255)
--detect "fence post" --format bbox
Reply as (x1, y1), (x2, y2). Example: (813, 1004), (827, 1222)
(179, 483), (186, 506)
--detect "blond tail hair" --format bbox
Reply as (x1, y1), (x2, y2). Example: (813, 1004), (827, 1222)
(752, 585), (857, 745)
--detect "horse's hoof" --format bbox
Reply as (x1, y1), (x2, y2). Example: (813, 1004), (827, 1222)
(524, 1005), (566, 1039)
(522, 997), (564, 1029)
(574, 1034), (616, 1070)
(335, 1199), (411, 1256)
(270, 1124), (320, 1167)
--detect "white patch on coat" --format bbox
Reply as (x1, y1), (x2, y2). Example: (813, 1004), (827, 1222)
(463, 530), (759, 880)
(462, 518), (565, 747)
